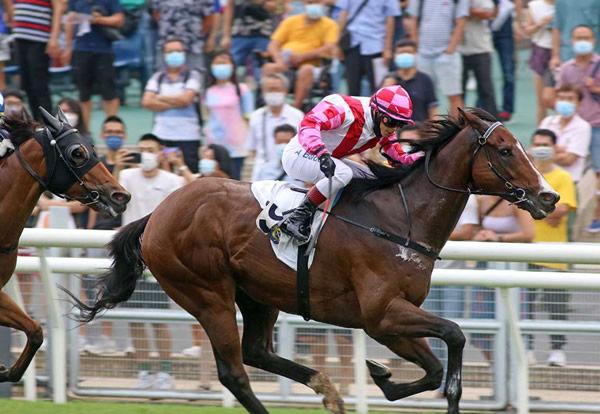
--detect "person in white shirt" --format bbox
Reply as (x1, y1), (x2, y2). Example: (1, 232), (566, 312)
(118, 134), (184, 391)
(538, 83), (591, 183)
(247, 73), (304, 181)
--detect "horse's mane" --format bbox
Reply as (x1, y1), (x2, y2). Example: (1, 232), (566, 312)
(348, 107), (498, 199)
(2, 114), (39, 147)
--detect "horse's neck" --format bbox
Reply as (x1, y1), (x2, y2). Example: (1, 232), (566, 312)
(402, 132), (474, 253)
(0, 144), (44, 247)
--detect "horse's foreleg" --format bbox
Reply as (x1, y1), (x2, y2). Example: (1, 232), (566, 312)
(366, 337), (443, 399)
(236, 291), (345, 414)
(367, 297), (465, 414)
(0, 290), (43, 382)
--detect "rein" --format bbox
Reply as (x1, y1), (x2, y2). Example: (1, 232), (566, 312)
(316, 205), (439, 260)
(14, 128), (101, 207)
(424, 121), (528, 203)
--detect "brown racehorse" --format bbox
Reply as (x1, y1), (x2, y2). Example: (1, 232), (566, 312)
(71, 109), (558, 414)
(0, 108), (130, 384)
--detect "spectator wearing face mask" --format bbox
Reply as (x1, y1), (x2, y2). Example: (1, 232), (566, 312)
(142, 39), (204, 174)
(539, 83), (591, 185)
(173, 143), (234, 185)
(247, 73), (304, 181)
(554, 25), (600, 232)
(254, 124), (299, 181)
(3, 88), (28, 118)
(382, 39), (439, 122)
(57, 97), (91, 141)
(205, 51), (254, 180)
(523, 128), (576, 367)
(119, 133), (184, 391)
(84, 114), (127, 356)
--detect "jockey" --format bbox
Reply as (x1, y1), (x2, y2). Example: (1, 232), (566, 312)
(279, 85), (422, 243)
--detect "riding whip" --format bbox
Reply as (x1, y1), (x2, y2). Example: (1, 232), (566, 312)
(305, 174), (332, 256)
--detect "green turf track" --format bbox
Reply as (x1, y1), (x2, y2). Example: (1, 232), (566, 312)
(1, 399), (428, 414)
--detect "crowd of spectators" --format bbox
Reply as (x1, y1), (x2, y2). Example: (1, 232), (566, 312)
(3, 0), (600, 390)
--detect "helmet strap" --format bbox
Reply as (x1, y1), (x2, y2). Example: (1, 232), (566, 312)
(371, 107), (383, 137)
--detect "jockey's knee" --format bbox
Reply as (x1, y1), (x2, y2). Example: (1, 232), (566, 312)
(334, 163), (354, 186)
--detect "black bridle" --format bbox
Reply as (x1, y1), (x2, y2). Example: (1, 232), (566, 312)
(424, 121), (528, 203)
(13, 126), (103, 207)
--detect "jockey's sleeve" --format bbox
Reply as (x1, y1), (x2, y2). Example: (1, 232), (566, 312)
(298, 100), (346, 157)
(380, 136), (424, 164)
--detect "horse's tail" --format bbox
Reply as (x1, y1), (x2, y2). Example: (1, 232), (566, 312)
(64, 214), (151, 323)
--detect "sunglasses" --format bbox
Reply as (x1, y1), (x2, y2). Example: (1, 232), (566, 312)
(381, 115), (408, 129)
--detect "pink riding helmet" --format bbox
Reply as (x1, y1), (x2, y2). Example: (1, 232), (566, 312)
(369, 85), (414, 125)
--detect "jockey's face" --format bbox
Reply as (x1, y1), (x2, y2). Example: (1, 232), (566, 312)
(380, 121), (398, 138)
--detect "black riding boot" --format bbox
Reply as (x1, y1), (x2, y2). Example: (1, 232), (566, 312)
(279, 195), (318, 243)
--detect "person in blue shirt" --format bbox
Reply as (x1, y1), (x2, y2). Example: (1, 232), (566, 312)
(63, 0), (124, 128)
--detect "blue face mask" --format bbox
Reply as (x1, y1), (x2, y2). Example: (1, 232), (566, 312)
(555, 100), (576, 118)
(394, 53), (415, 69)
(305, 4), (324, 19)
(573, 40), (594, 56)
(105, 135), (123, 151)
(211, 64), (233, 80)
(276, 143), (288, 158)
(199, 158), (217, 175)
(165, 51), (185, 68)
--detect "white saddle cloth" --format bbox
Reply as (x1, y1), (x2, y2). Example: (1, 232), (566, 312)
(251, 180), (334, 271)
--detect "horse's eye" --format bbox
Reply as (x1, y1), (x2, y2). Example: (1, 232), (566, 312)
(68, 144), (89, 167)
(499, 148), (512, 157)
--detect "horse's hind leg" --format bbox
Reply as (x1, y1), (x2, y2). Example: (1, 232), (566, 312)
(193, 299), (270, 414)
(0, 291), (43, 382)
(236, 290), (345, 414)
(157, 273), (269, 414)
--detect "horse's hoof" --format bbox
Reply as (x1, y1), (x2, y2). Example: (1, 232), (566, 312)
(366, 359), (392, 380)
(323, 394), (346, 414)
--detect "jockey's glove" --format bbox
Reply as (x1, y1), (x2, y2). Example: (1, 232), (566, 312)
(319, 153), (336, 178)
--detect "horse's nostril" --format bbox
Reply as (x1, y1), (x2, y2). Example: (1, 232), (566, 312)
(111, 191), (131, 204)
(540, 191), (559, 205)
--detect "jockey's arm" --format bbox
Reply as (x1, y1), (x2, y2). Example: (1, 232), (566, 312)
(379, 136), (423, 165)
(297, 100), (346, 157)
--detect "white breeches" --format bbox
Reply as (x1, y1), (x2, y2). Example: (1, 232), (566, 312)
(281, 137), (372, 198)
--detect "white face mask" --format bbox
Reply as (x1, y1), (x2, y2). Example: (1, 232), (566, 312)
(263, 92), (286, 107)
(140, 152), (159, 171)
(64, 112), (79, 127)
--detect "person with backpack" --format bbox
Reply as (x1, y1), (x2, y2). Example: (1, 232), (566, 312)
(405, 0), (469, 118)
(141, 38), (204, 173)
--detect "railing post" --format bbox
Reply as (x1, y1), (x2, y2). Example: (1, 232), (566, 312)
(278, 314), (293, 398)
(4, 277), (36, 401)
(352, 329), (367, 413)
(500, 287), (528, 414)
(37, 247), (66, 404)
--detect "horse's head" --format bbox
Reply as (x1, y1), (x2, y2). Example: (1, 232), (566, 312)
(458, 108), (559, 219)
(31, 107), (130, 217)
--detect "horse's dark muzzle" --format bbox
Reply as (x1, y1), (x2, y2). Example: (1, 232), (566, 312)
(538, 190), (559, 211)
(109, 190), (130, 213)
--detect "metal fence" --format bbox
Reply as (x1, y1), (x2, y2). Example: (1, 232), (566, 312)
(4, 226), (600, 414)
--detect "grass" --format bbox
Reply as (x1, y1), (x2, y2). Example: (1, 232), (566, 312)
(1, 399), (426, 414)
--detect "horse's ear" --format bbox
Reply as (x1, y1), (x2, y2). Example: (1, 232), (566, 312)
(38, 106), (61, 132)
(56, 105), (69, 125)
(457, 107), (482, 129)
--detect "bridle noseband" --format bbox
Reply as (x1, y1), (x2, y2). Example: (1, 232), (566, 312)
(424, 121), (528, 203)
(13, 127), (102, 207)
